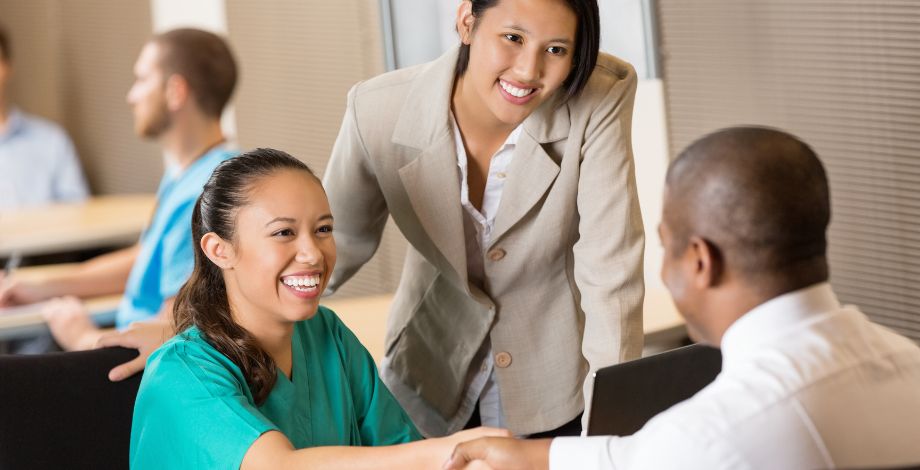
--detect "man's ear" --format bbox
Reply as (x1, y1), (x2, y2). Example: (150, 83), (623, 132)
(688, 236), (724, 289)
(200, 232), (235, 270)
(456, 0), (475, 45)
(164, 74), (189, 112)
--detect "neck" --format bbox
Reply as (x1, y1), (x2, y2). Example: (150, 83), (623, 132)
(451, 75), (516, 147)
(227, 291), (294, 377)
(160, 113), (224, 171)
(702, 267), (829, 346)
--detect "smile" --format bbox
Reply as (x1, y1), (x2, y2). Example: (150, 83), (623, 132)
(499, 79), (536, 98)
(280, 273), (322, 298)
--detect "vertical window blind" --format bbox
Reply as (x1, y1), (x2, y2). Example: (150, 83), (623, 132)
(656, 0), (920, 341)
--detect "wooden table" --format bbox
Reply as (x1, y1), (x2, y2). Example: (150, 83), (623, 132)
(1, 265), (686, 361)
(0, 194), (156, 258)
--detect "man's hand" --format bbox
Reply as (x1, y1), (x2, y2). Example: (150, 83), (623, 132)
(443, 437), (553, 470)
(0, 277), (51, 308)
(96, 318), (173, 382)
(42, 296), (102, 350)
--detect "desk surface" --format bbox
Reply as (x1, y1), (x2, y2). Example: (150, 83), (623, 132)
(0, 194), (156, 258)
(1, 265), (686, 361)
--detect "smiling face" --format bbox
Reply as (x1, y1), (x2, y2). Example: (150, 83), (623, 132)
(221, 169), (336, 327)
(455, 0), (577, 130)
(126, 42), (171, 138)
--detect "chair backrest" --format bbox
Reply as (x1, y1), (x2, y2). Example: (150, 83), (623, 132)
(0, 347), (142, 470)
(587, 343), (722, 436)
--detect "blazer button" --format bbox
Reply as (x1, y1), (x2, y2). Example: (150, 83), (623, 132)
(495, 352), (512, 368)
(488, 248), (506, 261)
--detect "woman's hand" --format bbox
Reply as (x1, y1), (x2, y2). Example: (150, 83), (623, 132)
(426, 427), (513, 467)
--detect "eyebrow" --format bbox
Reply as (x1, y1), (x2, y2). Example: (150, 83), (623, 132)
(505, 25), (573, 45)
(264, 214), (334, 227)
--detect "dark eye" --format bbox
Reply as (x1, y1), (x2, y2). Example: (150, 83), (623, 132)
(272, 228), (295, 237)
(504, 33), (523, 43)
(317, 225), (334, 234)
(547, 46), (567, 55)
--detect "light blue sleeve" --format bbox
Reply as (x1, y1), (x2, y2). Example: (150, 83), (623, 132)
(130, 338), (277, 470)
(158, 199), (196, 299)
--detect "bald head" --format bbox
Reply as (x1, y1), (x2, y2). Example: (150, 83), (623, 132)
(664, 127), (830, 285)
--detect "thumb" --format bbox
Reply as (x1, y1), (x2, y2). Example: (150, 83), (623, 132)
(108, 354), (146, 382)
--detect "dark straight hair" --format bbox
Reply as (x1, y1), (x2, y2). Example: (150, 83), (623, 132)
(173, 148), (317, 405)
(454, 0), (601, 100)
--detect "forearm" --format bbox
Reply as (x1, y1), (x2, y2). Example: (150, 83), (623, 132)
(55, 245), (139, 298)
(245, 431), (447, 470)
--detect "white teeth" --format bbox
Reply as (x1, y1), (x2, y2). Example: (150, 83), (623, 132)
(500, 80), (534, 98)
(282, 274), (321, 291)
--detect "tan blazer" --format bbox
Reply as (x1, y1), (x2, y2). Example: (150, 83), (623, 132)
(323, 47), (644, 435)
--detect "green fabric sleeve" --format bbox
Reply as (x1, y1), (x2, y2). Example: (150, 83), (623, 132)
(130, 336), (278, 469)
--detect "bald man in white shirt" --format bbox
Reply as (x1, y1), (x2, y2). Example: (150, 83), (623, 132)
(444, 126), (920, 470)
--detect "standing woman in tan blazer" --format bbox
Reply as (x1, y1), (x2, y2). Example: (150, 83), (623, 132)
(323, 0), (644, 438)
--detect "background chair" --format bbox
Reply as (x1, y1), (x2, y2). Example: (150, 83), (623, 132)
(587, 343), (722, 436)
(0, 347), (142, 470)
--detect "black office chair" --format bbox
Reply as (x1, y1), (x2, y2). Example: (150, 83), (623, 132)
(0, 347), (142, 470)
(587, 343), (723, 436)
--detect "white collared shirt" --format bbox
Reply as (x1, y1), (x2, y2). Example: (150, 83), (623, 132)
(551, 283), (920, 469)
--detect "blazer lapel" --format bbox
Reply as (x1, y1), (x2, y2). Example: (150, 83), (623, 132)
(490, 96), (571, 245)
(398, 137), (468, 287)
(391, 46), (469, 286)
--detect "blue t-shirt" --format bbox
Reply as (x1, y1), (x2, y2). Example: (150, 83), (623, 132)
(130, 306), (421, 469)
(115, 147), (236, 328)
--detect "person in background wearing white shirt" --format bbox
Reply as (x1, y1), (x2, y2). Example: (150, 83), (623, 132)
(0, 22), (89, 210)
(443, 126), (920, 470)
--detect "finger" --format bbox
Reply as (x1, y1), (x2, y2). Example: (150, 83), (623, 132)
(108, 354), (146, 382)
(443, 439), (489, 470)
(96, 330), (136, 349)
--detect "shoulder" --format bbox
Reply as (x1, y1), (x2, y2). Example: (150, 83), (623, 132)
(15, 111), (74, 148)
(570, 52), (638, 110)
(349, 61), (430, 108)
(143, 328), (248, 396)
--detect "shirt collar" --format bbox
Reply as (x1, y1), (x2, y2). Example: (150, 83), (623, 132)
(449, 111), (523, 169)
(720, 282), (840, 367)
(0, 107), (26, 141)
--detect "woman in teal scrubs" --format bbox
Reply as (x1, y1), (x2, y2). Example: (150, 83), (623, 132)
(130, 148), (505, 469)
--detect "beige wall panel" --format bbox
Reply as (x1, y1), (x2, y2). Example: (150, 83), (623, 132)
(0, 0), (63, 123)
(227, 0), (405, 298)
(59, 0), (160, 195)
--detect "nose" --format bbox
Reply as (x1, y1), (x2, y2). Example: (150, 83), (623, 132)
(295, 234), (323, 266)
(513, 47), (543, 82)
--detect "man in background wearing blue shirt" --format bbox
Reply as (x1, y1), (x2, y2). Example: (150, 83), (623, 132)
(0, 23), (89, 210)
(0, 29), (239, 378)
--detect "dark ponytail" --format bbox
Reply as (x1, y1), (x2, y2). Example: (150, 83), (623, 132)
(174, 148), (317, 404)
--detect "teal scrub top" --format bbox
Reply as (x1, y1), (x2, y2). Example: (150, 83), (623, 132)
(130, 306), (422, 469)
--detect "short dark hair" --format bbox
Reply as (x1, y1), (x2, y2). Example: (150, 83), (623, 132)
(454, 0), (600, 100)
(151, 28), (237, 118)
(0, 22), (11, 63)
(665, 127), (831, 281)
